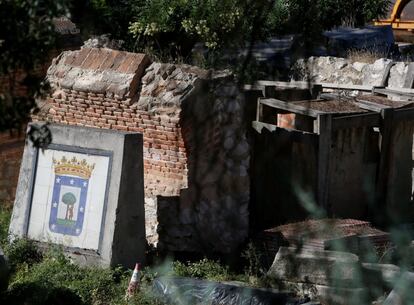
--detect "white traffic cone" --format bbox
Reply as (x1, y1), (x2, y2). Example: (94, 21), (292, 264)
(126, 263), (141, 298)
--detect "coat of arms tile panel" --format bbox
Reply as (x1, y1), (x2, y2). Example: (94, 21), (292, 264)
(27, 148), (110, 251)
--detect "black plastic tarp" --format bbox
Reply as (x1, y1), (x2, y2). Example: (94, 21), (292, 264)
(153, 276), (310, 305)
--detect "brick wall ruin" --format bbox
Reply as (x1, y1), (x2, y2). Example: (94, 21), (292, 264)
(0, 132), (25, 206)
(31, 47), (249, 253)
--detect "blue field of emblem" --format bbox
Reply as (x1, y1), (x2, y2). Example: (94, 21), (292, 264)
(49, 175), (89, 236)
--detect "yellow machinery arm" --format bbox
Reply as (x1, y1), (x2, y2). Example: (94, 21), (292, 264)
(375, 0), (414, 30)
(389, 0), (412, 20)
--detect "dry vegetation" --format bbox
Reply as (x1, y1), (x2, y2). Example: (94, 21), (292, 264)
(346, 48), (386, 64)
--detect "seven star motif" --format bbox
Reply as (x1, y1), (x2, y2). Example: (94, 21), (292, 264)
(50, 161), (92, 235)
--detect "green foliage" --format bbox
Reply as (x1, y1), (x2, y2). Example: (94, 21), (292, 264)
(8, 255), (124, 305)
(317, 0), (391, 28)
(0, 206), (11, 246)
(0, 0), (68, 132)
(172, 258), (232, 281)
(241, 242), (265, 278)
(128, 0), (283, 55)
(125, 0), (390, 64)
(1, 244), (163, 305)
(3, 238), (43, 271)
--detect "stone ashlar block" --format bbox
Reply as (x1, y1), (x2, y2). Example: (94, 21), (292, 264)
(9, 123), (146, 268)
(268, 247), (363, 288)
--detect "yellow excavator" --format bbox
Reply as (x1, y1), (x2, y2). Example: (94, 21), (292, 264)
(375, 0), (414, 41)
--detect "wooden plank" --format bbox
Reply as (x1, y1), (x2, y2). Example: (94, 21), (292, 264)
(256, 97), (263, 121)
(354, 102), (384, 113)
(252, 80), (414, 94)
(373, 87), (414, 97)
(388, 86), (414, 94)
(354, 98), (391, 112)
(318, 83), (373, 91)
(331, 113), (380, 130)
(393, 107), (414, 121)
(318, 114), (333, 214)
(244, 84), (265, 93)
(259, 98), (323, 117)
(256, 80), (372, 92)
(255, 80), (313, 89)
(252, 121), (318, 145)
(376, 108), (394, 224)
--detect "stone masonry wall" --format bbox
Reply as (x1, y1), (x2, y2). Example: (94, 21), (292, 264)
(34, 47), (250, 253)
(292, 56), (413, 89)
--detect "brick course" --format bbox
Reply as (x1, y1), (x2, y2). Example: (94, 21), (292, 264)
(33, 87), (188, 198)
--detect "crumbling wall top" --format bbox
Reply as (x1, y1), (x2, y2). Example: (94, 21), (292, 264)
(47, 48), (151, 98)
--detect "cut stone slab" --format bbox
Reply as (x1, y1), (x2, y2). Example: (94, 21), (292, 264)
(47, 48), (151, 98)
(383, 272), (414, 305)
(362, 263), (400, 287)
(362, 58), (394, 87)
(268, 247), (362, 288)
(9, 123), (146, 268)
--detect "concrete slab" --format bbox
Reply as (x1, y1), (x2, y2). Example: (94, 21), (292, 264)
(268, 247), (362, 288)
(9, 123), (146, 268)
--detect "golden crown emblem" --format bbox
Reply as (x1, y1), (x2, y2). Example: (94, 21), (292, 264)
(53, 156), (95, 179)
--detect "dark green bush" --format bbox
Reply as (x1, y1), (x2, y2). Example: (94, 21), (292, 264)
(4, 238), (43, 271)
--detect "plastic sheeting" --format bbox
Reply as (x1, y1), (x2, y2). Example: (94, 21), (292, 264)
(153, 276), (310, 305)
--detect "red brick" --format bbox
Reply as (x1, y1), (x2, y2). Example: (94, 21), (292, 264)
(109, 51), (127, 71)
(128, 127), (144, 133)
(71, 48), (91, 66)
(125, 122), (137, 127)
(96, 122), (111, 129)
(102, 114), (117, 120)
(113, 125), (128, 131)
(82, 48), (104, 70)
(99, 50), (119, 70)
